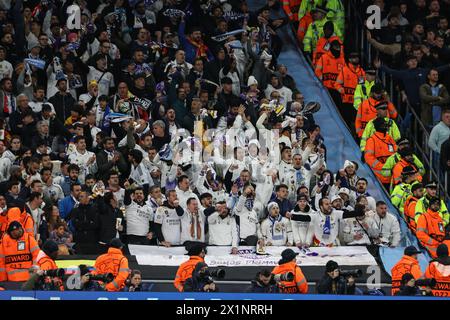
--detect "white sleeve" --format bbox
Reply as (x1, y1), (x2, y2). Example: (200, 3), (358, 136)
(286, 218), (293, 244)
(256, 113), (268, 130)
(231, 217), (239, 248)
(233, 195), (246, 216)
(390, 215), (401, 247)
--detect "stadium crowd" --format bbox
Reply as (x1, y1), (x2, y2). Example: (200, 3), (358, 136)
(0, 0), (446, 295)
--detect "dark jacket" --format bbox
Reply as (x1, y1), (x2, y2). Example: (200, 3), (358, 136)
(48, 92), (76, 123)
(317, 274), (356, 295)
(419, 82), (450, 126)
(96, 196), (124, 243)
(70, 203), (100, 244)
(246, 278), (279, 293)
(96, 149), (128, 182)
(183, 262), (218, 292)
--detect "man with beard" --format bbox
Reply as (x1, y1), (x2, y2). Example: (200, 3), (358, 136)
(290, 193), (316, 247)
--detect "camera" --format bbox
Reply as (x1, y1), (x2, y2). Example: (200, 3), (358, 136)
(339, 269), (362, 278)
(415, 278), (436, 288)
(200, 268), (226, 284)
(272, 272), (294, 282)
(86, 273), (115, 283)
(42, 268), (65, 278)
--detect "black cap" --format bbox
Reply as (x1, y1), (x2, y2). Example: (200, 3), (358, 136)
(437, 244), (449, 258)
(371, 83), (384, 94)
(411, 183), (423, 193)
(42, 240), (59, 254)
(133, 73), (146, 80)
(375, 102), (388, 110)
(7, 221), (22, 234)
(401, 166), (416, 176)
(399, 147), (413, 158)
(366, 69), (377, 75)
(425, 182), (438, 189)
(404, 246), (421, 256)
(325, 260), (339, 273)
(185, 241), (207, 256)
(109, 238), (124, 249)
(396, 138), (410, 146)
(278, 249), (298, 264)
(401, 273), (414, 284)
(429, 196), (441, 207)
(349, 52), (360, 59)
(221, 77), (233, 85)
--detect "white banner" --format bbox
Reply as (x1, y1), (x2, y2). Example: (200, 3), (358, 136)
(129, 245), (377, 267)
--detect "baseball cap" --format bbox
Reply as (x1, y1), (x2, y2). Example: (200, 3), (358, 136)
(404, 246), (421, 256)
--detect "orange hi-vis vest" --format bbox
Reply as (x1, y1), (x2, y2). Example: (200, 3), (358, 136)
(392, 159), (423, 186)
(0, 232), (39, 281)
(0, 207), (34, 238)
(314, 51), (345, 90)
(313, 35), (342, 66)
(335, 63), (366, 104)
(282, 0), (302, 21)
(391, 255), (422, 295)
(297, 13), (312, 42)
(404, 195), (419, 232)
(36, 250), (58, 270)
(364, 132), (397, 184)
(93, 247), (130, 292)
(416, 209), (446, 258)
(272, 261), (308, 294)
(355, 98), (398, 137)
(174, 256), (205, 292)
(425, 258), (450, 297)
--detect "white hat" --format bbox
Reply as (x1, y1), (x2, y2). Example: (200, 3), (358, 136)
(331, 195), (343, 204)
(247, 75), (258, 87)
(248, 139), (260, 149)
(343, 160), (355, 170)
(267, 202), (279, 213)
(338, 187), (350, 196)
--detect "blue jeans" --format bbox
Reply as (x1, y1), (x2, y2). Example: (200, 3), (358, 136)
(432, 106), (442, 125)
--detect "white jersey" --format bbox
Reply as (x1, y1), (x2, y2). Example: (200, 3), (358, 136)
(43, 183), (64, 203)
(207, 212), (238, 247)
(311, 209), (346, 246)
(28, 101), (55, 113)
(370, 212), (401, 247)
(68, 149), (96, 184)
(125, 201), (154, 237)
(129, 162), (154, 187)
(260, 216), (293, 246)
(290, 207), (317, 246)
(341, 216), (378, 246)
(175, 186), (200, 211)
(87, 66), (114, 97)
(154, 205), (182, 245)
(232, 195), (260, 241)
(0, 60), (13, 80)
(180, 209), (206, 244)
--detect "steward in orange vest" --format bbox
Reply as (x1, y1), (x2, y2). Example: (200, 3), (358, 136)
(364, 117), (398, 185)
(272, 249), (308, 293)
(314, 40), (345, 90)
(355, 84), (398, 137)
(391, 246), (423, 295)
(417, 198), (447, 258)
(0, 221), (39, 282)
(425, 244), (450, 297)
(335, 53), (366, 105)
(36, 240), (59, 270)
(0, 207), (34, 238)
(312, 21), (343, 66)
(174, 242), (207, 292)
(282, 0), (302, 22)
(93, 238), (130, 292)
(404, 183), (424, 233)
(391, 148), (423, 187)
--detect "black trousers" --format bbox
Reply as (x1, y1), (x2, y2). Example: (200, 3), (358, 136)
(340, 103), (357, 137)
(127, 235), (156, 245)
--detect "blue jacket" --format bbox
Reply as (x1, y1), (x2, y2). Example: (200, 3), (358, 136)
(178, 21), (214, 64)
(58, 195), (76, 220)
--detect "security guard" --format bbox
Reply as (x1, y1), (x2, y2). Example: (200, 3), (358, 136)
(174, 242), (207, 292)
(382, 138), (426, 179)
(390, 166), (420, 215)
(282, 0), (302, 23)
(363, 117), (397, 187)
(335, 52), (365, 133)
(391, 246), (422, 296)
(0, 221), (39, 282)
(93, 238), (130, 292)
(314, 40), (344, 94)
(353, 70), (376, 110)
(404, 183), (424, 232)
(0, 206), (34, 238)
(297, 0), (323, 42)
(36, 240), (59, 270)
(416, 197), (447, 258)
(355, 84), (397, 138)
(391, 148), (423, 187)
(272, 248), (308, 294)
(304, 6), (340, 56)
(415, 182), (449, 226)
(312, 21), (342, 66)
(325, 0), (345, 41)
(424, 244), (450, 297)
(360, 106), (401, 152)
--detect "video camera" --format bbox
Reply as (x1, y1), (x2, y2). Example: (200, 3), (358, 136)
(339, 269), (362, 278)
(200, 268), (226, 284)
(415, 278), (436, 288)
(79, 264), (114, 283)
(272, 272), (294, 282)
(41, 268), (65, 278)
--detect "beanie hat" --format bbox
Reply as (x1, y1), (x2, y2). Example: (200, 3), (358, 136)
(109, 238), (124, 249)
(7, 221), (22, 234)
(267, 202), (279, 213)
(401, 273), (414, 284)
(325, 260), (339, 273)
(247, 75), (258, 87)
